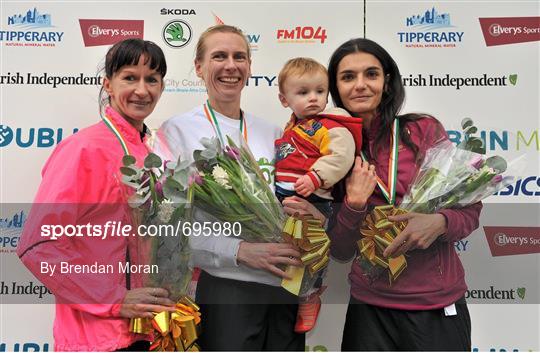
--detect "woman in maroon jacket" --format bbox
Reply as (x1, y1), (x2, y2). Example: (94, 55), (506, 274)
(285, 38), (481, 351)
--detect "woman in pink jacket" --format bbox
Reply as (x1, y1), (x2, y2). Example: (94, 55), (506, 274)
(17, 39), (174, 351)
(285, 38), (482, 351)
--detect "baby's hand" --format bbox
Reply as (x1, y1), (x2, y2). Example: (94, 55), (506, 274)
(295, 175), (317, 197)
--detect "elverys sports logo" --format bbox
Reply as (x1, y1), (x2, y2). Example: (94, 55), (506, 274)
(484, 226), (540, 256)
(79, 19), (144, 47)
(479, 17), (540, 46)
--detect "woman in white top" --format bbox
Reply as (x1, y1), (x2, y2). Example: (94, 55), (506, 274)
(158, 24), (305, 351)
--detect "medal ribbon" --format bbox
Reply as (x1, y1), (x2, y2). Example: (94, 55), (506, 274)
(361, 118), (399, 205)
(203, 99), (247, 145)
(102, 106), (130, 156)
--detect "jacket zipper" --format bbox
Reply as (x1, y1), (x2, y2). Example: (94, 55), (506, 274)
(291, 137), (308, 159)
(437, 242), (443, 276)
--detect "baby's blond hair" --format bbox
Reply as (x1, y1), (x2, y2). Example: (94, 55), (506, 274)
(278, 57), (328, 93)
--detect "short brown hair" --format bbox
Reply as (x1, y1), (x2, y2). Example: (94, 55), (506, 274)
(195, 24), (251, 62)
(278, 57), (328, 93)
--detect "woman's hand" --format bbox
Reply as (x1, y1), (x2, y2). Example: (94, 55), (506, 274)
(237, 242), (302, 279)
(383, 212), (447, 258)
(282, 196), (326, 224)
(119, 287), (176, 319)
(345, 157), (377, 210)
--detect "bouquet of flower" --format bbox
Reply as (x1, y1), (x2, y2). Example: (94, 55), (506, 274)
(121, 153), (201, 351)
(189, 136), (283, 243)
(400, 118), (511, 212)
(121, 152), (193, 300)
(357, 118), (520, 284)
(189, 136), (330, 296)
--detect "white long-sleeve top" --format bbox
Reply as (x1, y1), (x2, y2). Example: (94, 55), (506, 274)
(157, 105), (283, 286)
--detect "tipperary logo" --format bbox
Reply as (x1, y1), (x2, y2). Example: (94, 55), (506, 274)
(2, 7), (64, 47)
(406, 7), (451, 29)
(7, 7), (51, 28)
(398, 7), (464, 48)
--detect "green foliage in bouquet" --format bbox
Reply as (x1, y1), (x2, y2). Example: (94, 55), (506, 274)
(458, 117), (485, 154)
(120, 153), (193, 301)
(402, 118), (510, 213)
(190, 136), (284, 243)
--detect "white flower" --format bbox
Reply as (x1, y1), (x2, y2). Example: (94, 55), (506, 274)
(145, 128), (158, 151)
(136, 188), (146, 196)
(212, 165), (232, 189)
(158, 199), (175, 223)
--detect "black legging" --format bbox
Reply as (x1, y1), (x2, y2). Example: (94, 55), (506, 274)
(196, 270), (305, 351)
(341, 296), (471, 351)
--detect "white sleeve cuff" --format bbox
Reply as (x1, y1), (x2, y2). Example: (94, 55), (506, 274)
(212, 236), (243, 268)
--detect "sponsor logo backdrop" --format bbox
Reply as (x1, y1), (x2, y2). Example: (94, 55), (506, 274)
(1, 0), (538, 351)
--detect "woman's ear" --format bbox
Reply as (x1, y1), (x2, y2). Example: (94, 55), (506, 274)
(195, 59), (203, 79)
(103, 76), (112, 96)
(384, 74), (390, 92)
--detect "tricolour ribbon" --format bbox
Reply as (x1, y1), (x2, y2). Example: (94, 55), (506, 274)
(102, 106), (131, 156)
(360, 118), (399, 205)
(203, 100), (247, 146)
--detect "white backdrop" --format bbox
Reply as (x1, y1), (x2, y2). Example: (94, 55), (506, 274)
(1, 0), (538, 351)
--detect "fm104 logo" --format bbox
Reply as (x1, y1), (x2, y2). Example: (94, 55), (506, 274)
(0, 125), (78, 148)
(277, 27), (327, 43)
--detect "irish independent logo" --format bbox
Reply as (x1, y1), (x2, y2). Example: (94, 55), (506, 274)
(162, 20), (192, 48)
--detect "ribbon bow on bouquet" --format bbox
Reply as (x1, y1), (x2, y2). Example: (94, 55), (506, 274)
(358, 205), (408, 285)
(281, 215), (331, 296)
(130, 296), (201, 351)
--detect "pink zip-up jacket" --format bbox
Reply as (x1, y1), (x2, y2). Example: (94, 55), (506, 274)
(329, 115), (482, 310)
(17, 107), (151, 351)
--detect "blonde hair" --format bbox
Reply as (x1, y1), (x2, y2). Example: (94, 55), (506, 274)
(278, 57), (328, 93)
(195, 24), (251, 62)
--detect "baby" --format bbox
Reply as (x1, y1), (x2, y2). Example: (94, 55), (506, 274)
(275, 57), (362, 216)
(275, 57), (363, 333)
